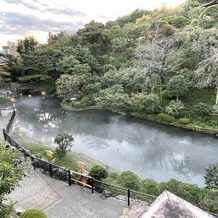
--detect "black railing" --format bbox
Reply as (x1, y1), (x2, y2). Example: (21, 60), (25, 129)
(5, 109), (15, 134)
(3, 130), (31, 157)
(92, 179), (157, 206)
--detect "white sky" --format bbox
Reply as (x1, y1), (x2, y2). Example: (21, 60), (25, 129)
(0, 0), (186, 47)
(56, 0), (185, 17)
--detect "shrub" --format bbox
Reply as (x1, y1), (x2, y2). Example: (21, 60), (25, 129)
(178, 118), (190, 124)
(204, 163), (218, 189)
(86, 96), (96, 106)
(159, 179), (203, 206)
(166, 100), (184, 116)
(185, 124), (195, 131)
(130, 93), (161, 114)
(73, 101), (81, 108)
(199, 189), (218, 213)
(141, 179), (160, 196)
(89, 165), (108, 181)
(117, 171), (141, 191)
(157, 113), (176, 123)
(20, 209), (47, 218)
(80, 96), (89, 106)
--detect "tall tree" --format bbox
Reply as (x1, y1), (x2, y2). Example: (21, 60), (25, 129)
(17, 36), (38, 56)
(193, 49), (218, 88)
(132, 37), (181, 85)
(76, 20), (106, 55)
(54, 132), (74, 157)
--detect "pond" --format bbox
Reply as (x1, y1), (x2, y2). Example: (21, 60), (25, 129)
(12, 96), (218, 186)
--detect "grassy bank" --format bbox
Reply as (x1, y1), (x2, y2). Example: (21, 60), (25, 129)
(14, 134), (114, 172)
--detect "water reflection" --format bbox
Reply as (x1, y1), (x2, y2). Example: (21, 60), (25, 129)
(12, 96), (218, 186)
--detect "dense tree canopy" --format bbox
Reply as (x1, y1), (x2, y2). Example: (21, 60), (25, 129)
(3, 0), (218, 130)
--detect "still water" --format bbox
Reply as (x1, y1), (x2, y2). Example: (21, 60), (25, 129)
(12, 96), (218, 186)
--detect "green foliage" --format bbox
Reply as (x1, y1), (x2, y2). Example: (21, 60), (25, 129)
(0, 141), (27, 217)
(199, 189), (218, 213)
(54, 132), (74, 157)
(204, 163), (218, 189)
(0, 142), (27, 195)
(0, 200), (14, 218)
(158, 21), (175, 36)
(20, 209), (47, 218)
(56, 74), (87, 99)
(56, 55), (80, 74)
(96, 85), (130, 112)
(80, 96), (90, 106)
(164, 15), (191, 28)
(185, 124), (195, 130)
(166, 100), (185, 116)
(166, 75), (189, 100)
(157, 113), (176, 123)
(89, 165), (108, 181)
(159, 179), (203, 206)
(17, 36), (38, 56)
(161, 90), (170, 99)
(0, 65), (10, 89)
(194, 103), (212, 116)
(178, 117), (190, 124)
(82, 82), (101, 94)
(141, 179), (160, 196)
(130, 93), (161, 113)
(198, 5), (218, 29)
(184, 88), (214, 107)
(102, 69), (129, 87)
(117, 171), (141, 191)
(73, 101), (81, 108)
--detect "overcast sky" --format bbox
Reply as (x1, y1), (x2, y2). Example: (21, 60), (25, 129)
(0, 0), (186, 47)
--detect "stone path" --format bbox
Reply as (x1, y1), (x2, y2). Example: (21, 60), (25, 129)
(119, 198), (150, 218)
(7, 169), (151, 218)
(7, 169), (126, 218)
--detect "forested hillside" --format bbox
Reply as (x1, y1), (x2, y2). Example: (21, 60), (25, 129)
(2, 0), (218, 133)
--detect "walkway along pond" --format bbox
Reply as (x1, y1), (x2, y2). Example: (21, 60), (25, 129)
(9, 96), (218, 186)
